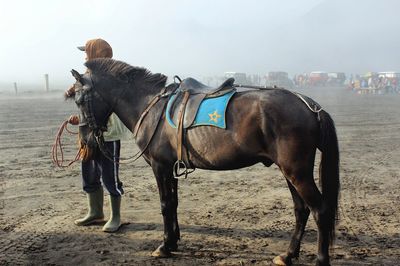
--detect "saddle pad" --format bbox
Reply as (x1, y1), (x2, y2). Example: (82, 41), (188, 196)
(166, 90), (236, 129)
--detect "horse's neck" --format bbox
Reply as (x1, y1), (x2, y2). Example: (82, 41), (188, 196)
(112, 85), (160, 133)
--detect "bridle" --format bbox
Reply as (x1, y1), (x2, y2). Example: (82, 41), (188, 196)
(78, 73), (172, 164)
(77, 74), (114, 135)
(76, 73), (127, 162)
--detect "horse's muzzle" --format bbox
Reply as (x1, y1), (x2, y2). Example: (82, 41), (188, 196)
(79, 124), (94, 144)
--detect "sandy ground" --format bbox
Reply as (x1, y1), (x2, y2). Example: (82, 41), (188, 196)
(0, 87), (399, 265)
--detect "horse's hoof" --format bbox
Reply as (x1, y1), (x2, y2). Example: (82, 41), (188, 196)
(315, 260), (330, 266)
(272, 254), (291, 266)
(151, 245), (172, 258)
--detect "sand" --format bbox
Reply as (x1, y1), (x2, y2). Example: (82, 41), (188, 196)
(0, 87), (399, 265)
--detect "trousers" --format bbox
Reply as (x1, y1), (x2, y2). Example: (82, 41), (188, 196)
(81, 140), (123, 196)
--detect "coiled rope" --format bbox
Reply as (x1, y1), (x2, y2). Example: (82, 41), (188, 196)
(51, 121), (81, 168)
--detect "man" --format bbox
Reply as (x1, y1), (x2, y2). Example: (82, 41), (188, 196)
(67, 38), (130, 232)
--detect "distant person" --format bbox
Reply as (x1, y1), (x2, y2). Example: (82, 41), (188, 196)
(368, 77), (372, 88)
(361, 78), (367, 88)
(66, 38), (130, 232)
(393, 78), (398, 93)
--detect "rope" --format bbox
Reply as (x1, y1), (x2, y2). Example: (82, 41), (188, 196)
(291, 92), (323, 121)
(51, 120), (81, 168)
(93, 134), (144, 165)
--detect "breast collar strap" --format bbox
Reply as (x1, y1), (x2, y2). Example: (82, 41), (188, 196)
(132, 87), (170, 139)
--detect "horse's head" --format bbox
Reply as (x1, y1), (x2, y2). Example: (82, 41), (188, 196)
(67, 58), (168, 160)
(68, 69), (113, 160)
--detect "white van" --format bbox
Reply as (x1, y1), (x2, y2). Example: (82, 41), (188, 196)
(224, 72), (248, 85)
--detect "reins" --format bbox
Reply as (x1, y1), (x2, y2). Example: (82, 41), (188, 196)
(51, 120), (82, 168)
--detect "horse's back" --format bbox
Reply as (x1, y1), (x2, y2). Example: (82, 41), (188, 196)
(230, 89), (320, 131)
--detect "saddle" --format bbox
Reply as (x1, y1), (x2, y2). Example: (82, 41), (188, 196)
(179, 77), (235, 95)
(168, 77), (236, 179)
(168, 77), (235, 128)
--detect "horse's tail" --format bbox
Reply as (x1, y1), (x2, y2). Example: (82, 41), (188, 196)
(318, 110), (340, 245)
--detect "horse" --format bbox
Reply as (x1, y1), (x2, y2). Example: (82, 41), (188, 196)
(67, 58), (340, 266)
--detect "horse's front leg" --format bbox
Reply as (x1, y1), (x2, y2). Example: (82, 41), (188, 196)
(151, 162), (180, 257)
(171, 176), (180, 245)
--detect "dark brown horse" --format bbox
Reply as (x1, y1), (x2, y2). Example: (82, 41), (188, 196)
(67, 58), (339, 266)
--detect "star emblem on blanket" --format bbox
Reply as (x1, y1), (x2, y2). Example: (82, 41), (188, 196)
(208, 110), (221, 123)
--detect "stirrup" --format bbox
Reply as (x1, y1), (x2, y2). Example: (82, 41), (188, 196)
(173, 160), (194, 179)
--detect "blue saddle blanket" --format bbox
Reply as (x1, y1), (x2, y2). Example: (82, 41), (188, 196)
(166, 90), (235, 129)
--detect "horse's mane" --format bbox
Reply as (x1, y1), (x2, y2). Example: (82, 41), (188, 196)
(85, 58), (167, 87)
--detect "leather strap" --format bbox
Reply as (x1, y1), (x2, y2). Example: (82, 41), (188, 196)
(133, 88), (167, 139)
(177, 91), (190, 162)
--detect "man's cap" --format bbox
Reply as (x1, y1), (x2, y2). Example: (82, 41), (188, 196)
(77, 38), (113, 59)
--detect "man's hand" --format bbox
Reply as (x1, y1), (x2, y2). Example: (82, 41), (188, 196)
(68, 115), (79, 125)
(65, 85), (76, 97)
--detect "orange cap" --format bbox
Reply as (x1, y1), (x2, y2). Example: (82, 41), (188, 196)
(77, 38), (113, 60)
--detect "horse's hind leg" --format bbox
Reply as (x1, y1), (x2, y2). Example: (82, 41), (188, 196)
(151, 162), (180, 257)
(284, 173), (331, 266)
(274, 180), (310, 265)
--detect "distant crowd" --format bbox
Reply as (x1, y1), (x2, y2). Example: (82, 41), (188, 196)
(347, 73), (399, 93)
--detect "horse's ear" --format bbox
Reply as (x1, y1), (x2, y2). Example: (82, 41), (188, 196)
(71, 69), (83, 83)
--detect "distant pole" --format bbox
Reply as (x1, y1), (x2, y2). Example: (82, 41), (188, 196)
(13, 82), (18, 95)
(44, 74), (49, 92)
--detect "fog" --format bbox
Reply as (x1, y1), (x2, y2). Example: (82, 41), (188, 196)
(0, 0), (399, 91)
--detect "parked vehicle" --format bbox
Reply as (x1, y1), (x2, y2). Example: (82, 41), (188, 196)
(378, 71), (400, 79)
(266, 71), (294, 89)
(327, 72), (346, 86)
(309, 71), (329, 86)
(224, 72), (248, 85)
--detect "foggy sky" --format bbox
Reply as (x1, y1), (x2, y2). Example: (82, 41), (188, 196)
(1, 0), (399, 90)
